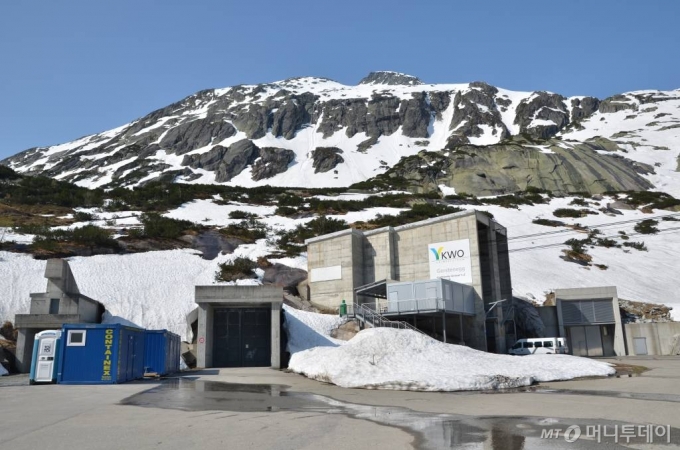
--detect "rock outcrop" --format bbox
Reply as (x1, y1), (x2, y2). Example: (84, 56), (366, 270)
(373, 138), (654, 195)
(251, 147), (295, 181)
(447, 82), (509, 147)
(182, 139), (260, 182)
(358, 71), (423, 86)
(311, 147), (344, 173)
(159, 118), (237, 155)
(514, 92), (570, 139)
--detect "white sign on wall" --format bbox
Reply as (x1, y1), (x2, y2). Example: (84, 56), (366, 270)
(310, 265), (342, 282)
(428, 239), (472, 284)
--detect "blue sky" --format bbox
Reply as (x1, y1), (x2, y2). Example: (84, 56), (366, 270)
(1, 0), (678, 159)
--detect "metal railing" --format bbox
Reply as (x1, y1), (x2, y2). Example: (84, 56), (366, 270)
(347, 302), (426, 335)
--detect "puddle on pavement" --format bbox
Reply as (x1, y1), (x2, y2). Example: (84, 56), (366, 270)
(530, 388), (680, 403)
(449, 385), (680, 404)
(121, 379), (679, 449)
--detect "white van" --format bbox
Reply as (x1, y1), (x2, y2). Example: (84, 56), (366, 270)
(508, 338), (568, 355)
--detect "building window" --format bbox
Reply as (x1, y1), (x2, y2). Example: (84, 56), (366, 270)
(49, 298), (59, 314)
(67, 330), (87, 346)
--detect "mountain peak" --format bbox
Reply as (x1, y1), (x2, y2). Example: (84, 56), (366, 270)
(358, 71), (423, 86)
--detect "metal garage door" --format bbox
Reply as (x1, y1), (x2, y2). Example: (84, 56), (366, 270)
(212, 308), (271, 367)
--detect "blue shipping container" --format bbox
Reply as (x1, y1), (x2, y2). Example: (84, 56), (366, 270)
(143, 330), (181, 376)
(57, 324), (146, 384)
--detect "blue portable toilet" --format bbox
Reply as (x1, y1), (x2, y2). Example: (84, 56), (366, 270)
(143, 330), (181, 376)
(29, 330), (62, 384)
(57, 324), (146, 384)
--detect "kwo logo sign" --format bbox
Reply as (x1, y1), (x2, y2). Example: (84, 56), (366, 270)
(428, 239), (472, 283)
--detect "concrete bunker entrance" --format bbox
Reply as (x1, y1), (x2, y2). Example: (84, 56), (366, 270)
(212, 307), (271, 368)
(195, 285), (283, 369)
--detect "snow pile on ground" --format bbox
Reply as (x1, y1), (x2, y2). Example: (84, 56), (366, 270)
(282, 305), (345, 354)
(288, 328), (615, 391)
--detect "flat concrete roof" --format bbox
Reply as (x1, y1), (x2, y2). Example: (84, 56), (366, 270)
(305, 209), (493, 245)
(555, 286), (618, 299)
(195, 285), (283, 304)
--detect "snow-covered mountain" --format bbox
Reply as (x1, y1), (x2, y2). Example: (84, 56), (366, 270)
(2, 72), (680, 339)
(3, 71), (679, 197)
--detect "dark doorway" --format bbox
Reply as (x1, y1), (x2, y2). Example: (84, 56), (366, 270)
(486, 319), (497, 353)
(213, 308), (271, 367)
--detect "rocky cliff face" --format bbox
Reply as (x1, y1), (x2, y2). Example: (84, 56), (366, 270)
(3, 72), (679, 196)
(370, 137), (656, 195)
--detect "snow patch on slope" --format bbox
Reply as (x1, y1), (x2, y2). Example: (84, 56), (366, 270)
(282, 305), (345, 354)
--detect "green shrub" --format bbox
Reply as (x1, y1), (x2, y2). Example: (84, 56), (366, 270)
(215, 257), (257, 282)
(0, 174), (104, 207)
(0, 165), (20, 180)
(569, 198), (590, 207)
(565, 238), (588, 254)
(73, 211), (96, 222)
(103, 199), (128, 212)
(623, 241), (647, 251)
(219, 220), (267, 243)
(562, 238), (592, 264)
(596, 238), (619, 248)
(617, 191), (680, 209)
(553, 208), (589, 218)
(30, 225), (119, 250)
(533, 218), (566, 227)
(277, 216), (348, 256)
(277, 194), (304, 207)
(275, 206), (300, 217)
(228, 210), (258, 220)
(139, 213), (196, 239)
(634, 219), (659, 235)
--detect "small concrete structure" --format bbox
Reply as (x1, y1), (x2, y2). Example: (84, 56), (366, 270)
(555, 286), (626, 357)
(624, 322), (680, 356)
(14, 259), (103, 373)
(194, 285), (282, 369)
(306, 210), (512, 353)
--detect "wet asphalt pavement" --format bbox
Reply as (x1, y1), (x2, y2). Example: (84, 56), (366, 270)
(121, 378), (680, 449)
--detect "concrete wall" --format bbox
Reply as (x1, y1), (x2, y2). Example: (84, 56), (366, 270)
(77, 297), (101, 322)
(15, 259), (103, 373)
(624, 322), (680, 356)
(306, 230), (362, 310)
(15, 329), (37, 373)
(555, 286), (626, 356)
(362, 228), (395, 284)
(195, 285), (283, 369)
(538, 306), (560, 338)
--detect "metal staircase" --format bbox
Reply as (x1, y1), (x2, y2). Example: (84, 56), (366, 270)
(347, 303), (426, 336)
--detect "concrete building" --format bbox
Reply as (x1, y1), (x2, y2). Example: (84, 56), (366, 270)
(305, 210), (512, 353)
(14, 259), (104, 372)
(555, 286), (626, 357)
(624, 322), (680, 356)
(194, 286), (283, 369)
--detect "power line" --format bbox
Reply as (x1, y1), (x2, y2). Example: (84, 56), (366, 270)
(508, 225), (680, 254)
(507, 211), (680, 242)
